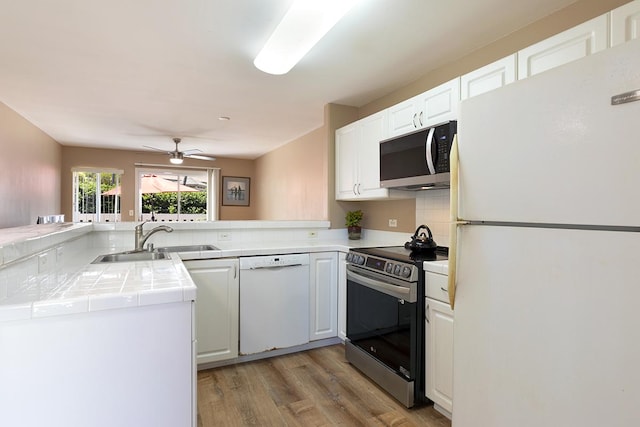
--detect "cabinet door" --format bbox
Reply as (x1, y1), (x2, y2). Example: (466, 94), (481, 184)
(387, 96), (421, 137)
(309, 252), (338, 341)
(337, 252), (347, 341)
(425, 298), (454, 415)
(335, 123), (360, 200)
(417, 78), (460, 128)
(358, 110), (387, 196)
(185, 258), (239, 364)
(611, 0), (640, 46)
(461, 55), (516, 100)
(518, 15), (608, 79)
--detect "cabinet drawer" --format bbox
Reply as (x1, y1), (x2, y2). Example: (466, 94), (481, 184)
(425, 271), (449, 303)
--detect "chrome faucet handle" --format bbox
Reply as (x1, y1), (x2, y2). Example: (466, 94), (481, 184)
(146, 243), (154, 252)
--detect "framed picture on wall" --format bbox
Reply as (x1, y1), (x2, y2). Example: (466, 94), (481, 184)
(222, 176), (250, 206)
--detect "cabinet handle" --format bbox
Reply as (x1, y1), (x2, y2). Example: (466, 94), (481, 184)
(440, 287), (448, 293)
(412, 112), (417, 128)
(357, 183), (361, 195)
(353, 184), (357, 195)
(234, 265), (237, 279)
(418, 111), (423, 127)
(426, 304), (430, 323)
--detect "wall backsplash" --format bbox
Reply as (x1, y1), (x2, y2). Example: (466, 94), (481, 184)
(415, 189), (450, 248)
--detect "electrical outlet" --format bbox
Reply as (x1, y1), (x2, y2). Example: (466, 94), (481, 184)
(388, 219), (398, 227)
(218, 232), (232, 241)
(308, 231), (318, 238)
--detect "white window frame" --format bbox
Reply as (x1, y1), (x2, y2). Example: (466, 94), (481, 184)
(72, 167), (124, 223)
(134, 165), (220, 222)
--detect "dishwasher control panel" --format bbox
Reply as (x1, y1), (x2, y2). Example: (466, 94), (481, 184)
(239, 253), (310, 270)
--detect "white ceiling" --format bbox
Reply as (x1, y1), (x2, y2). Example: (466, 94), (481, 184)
(0, 0), (577, 160)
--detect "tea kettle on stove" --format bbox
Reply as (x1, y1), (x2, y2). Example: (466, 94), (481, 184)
(405, 225), (437, 253)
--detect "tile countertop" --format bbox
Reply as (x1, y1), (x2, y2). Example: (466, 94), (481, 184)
(423, 259), (449, 275)
(0, 225), (409, 323)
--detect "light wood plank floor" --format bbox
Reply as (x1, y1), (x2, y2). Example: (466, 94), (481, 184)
(197, 344), (452, 426)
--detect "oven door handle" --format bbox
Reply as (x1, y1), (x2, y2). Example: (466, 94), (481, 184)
(347, 268), (415, 302)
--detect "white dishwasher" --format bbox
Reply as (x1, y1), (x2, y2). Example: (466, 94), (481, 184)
(239, 253), (310, 355)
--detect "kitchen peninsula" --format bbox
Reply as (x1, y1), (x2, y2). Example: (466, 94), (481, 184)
(0, 221), (406, 427)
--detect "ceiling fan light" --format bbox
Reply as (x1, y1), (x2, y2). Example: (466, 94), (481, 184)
(253, 0), (361, 75)
(169, 152), (184, 164)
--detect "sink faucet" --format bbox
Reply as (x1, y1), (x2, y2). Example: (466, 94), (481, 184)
(134, 221), (173, 251)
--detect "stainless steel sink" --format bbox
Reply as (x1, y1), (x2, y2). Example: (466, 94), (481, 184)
(92, 251), (172, 263)
(154, 244), (219, 253)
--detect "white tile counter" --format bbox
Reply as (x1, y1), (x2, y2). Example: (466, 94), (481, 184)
(423, 259), (449, 275)
(0, 221), (409, 323)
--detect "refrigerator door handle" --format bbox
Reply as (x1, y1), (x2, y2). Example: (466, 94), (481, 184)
(448, 135), (459, 309)
(425, 126), (436, 174)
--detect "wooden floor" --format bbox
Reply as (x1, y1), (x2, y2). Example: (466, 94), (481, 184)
(197, 344), (452, 426)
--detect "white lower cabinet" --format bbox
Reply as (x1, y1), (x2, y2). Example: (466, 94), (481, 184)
(309, 252), (338, 341)
(425, 298), (454, 415)
(425, 268), (453, 417)
(184, 258), (239, 364)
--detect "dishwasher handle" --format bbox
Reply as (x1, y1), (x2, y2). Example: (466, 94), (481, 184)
(243, 263), (303, 270)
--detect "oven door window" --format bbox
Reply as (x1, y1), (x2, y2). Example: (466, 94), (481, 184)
(346, 278), (417, 379)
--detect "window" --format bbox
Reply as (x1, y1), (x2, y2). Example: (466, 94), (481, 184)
(72, 168), (123, 222)
(135, 167), (219, 222)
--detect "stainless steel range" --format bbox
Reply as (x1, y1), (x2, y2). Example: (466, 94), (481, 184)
(345, 245), (447, 408)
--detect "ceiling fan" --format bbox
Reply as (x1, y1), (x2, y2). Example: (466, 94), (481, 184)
(144, 137), (216, 164)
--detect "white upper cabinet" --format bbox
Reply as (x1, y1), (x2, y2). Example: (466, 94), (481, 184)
(387, 78), (460, 138)
(518, 15), (608, 79)
(611, 0), (640, 46)
(461, 55), (517, 100)
(335, 121), (360, 200)
(336, 110), (400, 200)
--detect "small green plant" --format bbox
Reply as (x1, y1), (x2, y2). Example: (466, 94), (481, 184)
(345, 210), (363, 227)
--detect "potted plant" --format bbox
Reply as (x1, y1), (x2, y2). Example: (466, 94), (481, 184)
(345, 209), (364, 240)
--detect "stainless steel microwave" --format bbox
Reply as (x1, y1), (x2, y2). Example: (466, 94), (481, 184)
(379, 121), (457, 190)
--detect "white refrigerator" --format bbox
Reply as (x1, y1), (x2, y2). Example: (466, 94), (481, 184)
(451, 38), (640, 426)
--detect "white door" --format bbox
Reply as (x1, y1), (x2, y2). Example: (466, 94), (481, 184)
(453, 225), (640, 427)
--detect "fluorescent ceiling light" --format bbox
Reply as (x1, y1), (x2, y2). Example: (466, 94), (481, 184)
(254, 0), (361, 75)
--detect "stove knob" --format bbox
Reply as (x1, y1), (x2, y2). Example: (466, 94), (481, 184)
(401, 266), (412, 278)
(357, 255), (366, 265)
(346, 253), (352, 262)
(385, 263), (394, 273)
(393, 264), (402, 275)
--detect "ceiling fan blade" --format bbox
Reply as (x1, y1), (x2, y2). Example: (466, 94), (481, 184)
(143, 145), (171, 154)
(182, 148), (202, 155)
(186, 154), (217, 161)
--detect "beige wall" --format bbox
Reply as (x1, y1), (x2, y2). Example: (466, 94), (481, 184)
(61, 146), (256, 221)
(254, 127), (327, 220)
(0, 102), (61, 228)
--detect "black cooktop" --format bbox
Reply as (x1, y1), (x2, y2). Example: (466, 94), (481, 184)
(352, 246), (448, 264)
